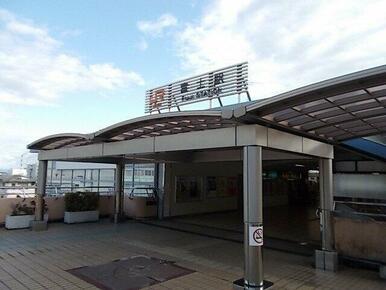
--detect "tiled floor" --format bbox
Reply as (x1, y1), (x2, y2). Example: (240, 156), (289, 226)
(0, 220), (384, 290)
(173, 207), (321, 245)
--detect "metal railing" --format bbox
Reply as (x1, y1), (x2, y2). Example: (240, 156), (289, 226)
(128, 187), (158, 199)
(0, 184), (157, 198)
(0, 186), (36, 198)
(334, 199), (386, 220)
(45, 185), (115, 196)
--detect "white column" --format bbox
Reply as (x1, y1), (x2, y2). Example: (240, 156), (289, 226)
(319, 158), (334, 251)
(114, 162), (124, 223)
(35, 160), (47, 221)
(315, 158), (337, 271)
(243, 146), (264, 289)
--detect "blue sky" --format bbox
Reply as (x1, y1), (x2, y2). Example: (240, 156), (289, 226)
(1, 0), (386, 169)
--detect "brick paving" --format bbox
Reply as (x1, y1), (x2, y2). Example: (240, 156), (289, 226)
(0, 220), (384, 289)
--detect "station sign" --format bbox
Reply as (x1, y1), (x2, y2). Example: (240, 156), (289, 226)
(145, 62), (248, 113)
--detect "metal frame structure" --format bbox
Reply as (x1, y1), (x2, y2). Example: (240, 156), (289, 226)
(29, 65), (386, 152)
(28, 65), (386, 289)
(239, 65), (386, 142)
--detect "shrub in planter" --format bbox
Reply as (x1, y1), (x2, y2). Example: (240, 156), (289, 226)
(5, 199), (47, 229)
(64, 192), (99, 223)
(11, 201), (35, 216)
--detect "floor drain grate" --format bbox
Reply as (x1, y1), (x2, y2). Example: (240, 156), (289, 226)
(67, 255), (194, 290)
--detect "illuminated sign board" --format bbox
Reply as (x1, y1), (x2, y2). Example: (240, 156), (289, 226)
(145, 62), (248, 113)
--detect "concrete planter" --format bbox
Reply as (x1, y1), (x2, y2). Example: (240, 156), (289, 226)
(64, 210), (99, 224)
(5, 214), (34, 229)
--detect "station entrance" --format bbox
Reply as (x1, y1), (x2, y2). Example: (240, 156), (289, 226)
(154, 149), (321, 254)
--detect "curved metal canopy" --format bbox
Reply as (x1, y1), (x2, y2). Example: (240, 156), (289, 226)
(28, 111), (235, 150)
(28, 133), (92, 151)
(28, 65), (386, 151)
(236, 64), (386, 142)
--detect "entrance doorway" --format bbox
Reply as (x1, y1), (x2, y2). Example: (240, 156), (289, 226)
(150, 155), (321, 254)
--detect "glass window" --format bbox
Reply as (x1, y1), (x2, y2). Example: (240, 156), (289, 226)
(73, 170), (85, 189)
(133, 164), (155, 188)
(99, 169), (115, 194)
(51, 169), (61, 186)
(61, 170), (72, 192)
(85, 169), (99, 190)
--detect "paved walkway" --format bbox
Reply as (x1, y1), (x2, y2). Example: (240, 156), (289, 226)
(0, 220), (384, 289)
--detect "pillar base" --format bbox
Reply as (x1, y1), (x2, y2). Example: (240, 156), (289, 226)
(30, 220), (48, 231)
(233, 278), (273, 290)
(113, 213), (126, 224)
(315, 249), (338, 272)
(380, 265), (386, 279)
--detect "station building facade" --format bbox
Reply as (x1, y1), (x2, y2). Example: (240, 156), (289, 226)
(28, 64), (386, 289)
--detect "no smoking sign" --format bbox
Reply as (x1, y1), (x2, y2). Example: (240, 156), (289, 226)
(249, 225), (263, 246)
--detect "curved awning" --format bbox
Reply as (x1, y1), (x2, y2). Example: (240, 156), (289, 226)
(235, 65), (386, 142)
(28, 111), (236, 150)
(28, 133), (92, 150)
(94, 110), (229, 140)
(28, 65), (386, 151)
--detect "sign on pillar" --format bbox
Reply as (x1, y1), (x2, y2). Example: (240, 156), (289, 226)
(249, 225), (263, 247)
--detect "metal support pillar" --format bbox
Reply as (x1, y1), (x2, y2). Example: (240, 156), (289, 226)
(315, 158), (338, 271)
(32, 160), (48, 231)
(234, 146), (271, 289)
(35, 160), (47, 221)
(319, 158), (334, 251)
(114, 162), (124, 223)
(154, 163), (165, 220)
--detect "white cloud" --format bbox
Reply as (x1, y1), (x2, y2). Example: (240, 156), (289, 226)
(136, 38), (149, 51)
(137, 13), (178, 36)
(0, 108), (37, 169)
(176, 0), (386, 99)
(60, 28), (82, 38)
(0, 9), (144, 106)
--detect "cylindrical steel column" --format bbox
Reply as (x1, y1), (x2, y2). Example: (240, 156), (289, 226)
(243, 146), (264, 289)
(154, 163), (165, 220)
(114, 162), (124, 223)
(35, 160), (48, 221)
(319, 158), (334, 251)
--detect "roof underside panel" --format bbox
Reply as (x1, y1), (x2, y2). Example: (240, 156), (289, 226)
(28, 134), (92, 151)
(244, 66), (386, 142)
(28, 112), (236, 150)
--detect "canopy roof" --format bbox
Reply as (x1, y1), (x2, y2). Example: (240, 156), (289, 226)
(28, 111), (236, 150)
(28, 65), (386, 151)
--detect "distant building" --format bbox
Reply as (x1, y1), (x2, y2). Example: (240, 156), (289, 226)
(26, 163), (38, 180)
(11, 168), (27, 176)
(0, 175), (36, 198)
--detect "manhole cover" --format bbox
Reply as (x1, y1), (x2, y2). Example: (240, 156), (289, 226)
(67, 255), (194, 290)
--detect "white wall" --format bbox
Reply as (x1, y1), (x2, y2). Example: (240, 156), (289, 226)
(334, 173), (386, 199)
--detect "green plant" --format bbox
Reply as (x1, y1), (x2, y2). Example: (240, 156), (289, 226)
(11, 200), (34, 216)
(10, 199), (48, 216)
(64, 192), (99, 212)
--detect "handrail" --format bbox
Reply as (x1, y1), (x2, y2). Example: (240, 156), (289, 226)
(335, 200), (386, 207)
